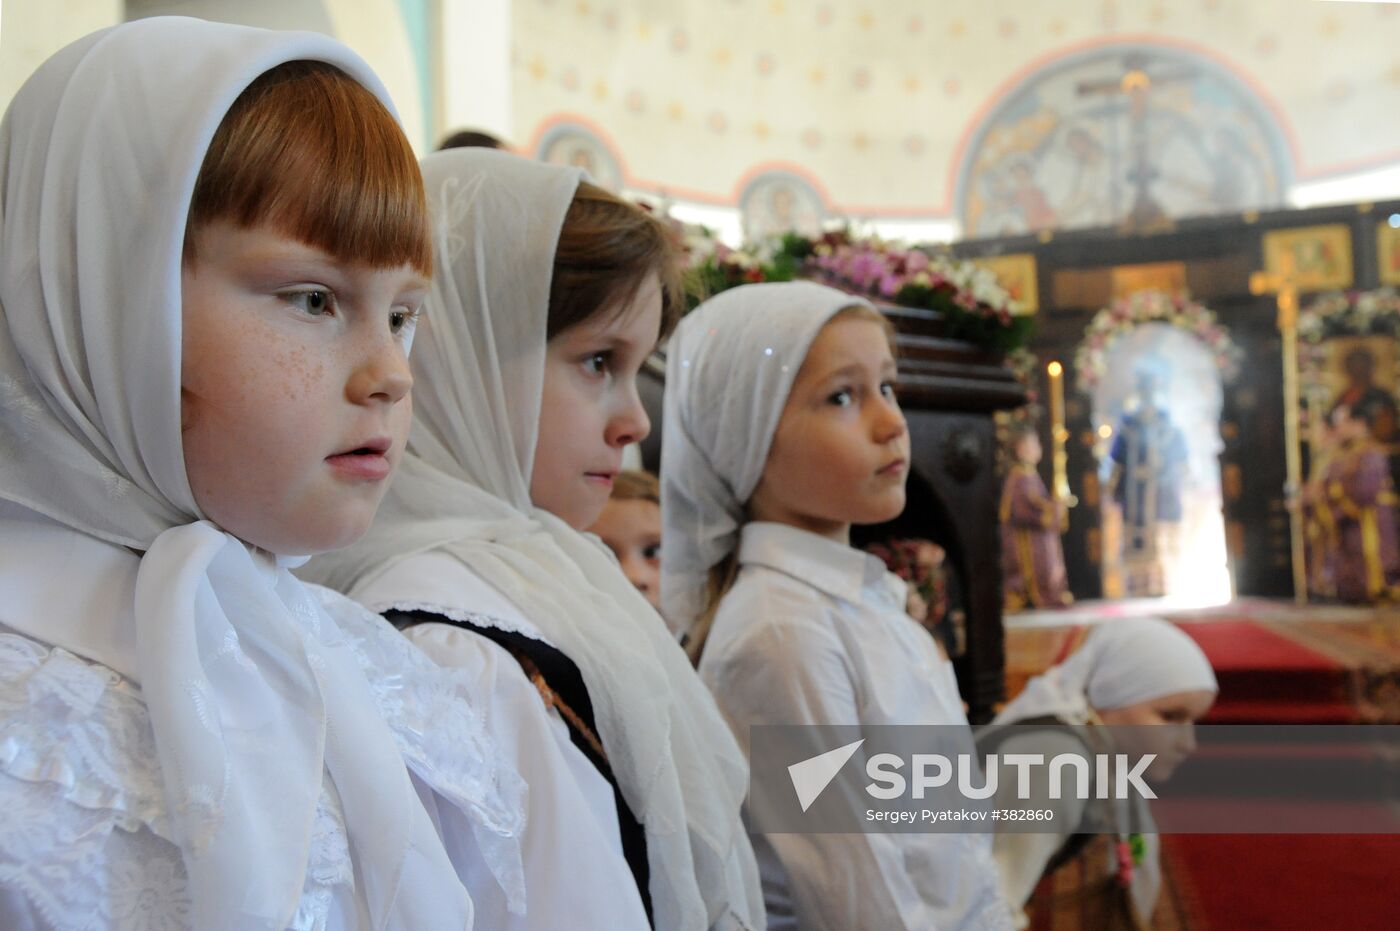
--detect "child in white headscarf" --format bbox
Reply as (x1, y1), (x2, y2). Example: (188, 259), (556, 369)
(0, 18), (638, 930)
(988, 618), (1217, 930)
(661, 281), (1015, 931)
(303, 149), (764, 931)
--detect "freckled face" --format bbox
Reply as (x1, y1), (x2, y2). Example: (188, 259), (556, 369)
(748, 315), (910, 542)
(180, 221), (426, 554)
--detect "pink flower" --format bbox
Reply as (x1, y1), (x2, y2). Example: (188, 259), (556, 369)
(849, 252), (885, 289)
(878, 272), (903, 297)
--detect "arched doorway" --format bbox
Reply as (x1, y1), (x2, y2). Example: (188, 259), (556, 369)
(1076, 292), (1241, 606)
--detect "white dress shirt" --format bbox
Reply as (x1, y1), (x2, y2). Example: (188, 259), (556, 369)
(699, 522), (1015, 931)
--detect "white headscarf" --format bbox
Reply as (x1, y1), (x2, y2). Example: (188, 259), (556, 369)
(303, 148), (761, 931)
(994, 617), (1219, 725)
(992, 618), (1215, 921)
(0, 18), (523, 929)
(659, 281), (875, 634)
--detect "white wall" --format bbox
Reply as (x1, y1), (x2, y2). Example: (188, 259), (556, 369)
(439, 0), (513, 146)
(3, 1), (426, 152)
(0, 0), (122, 116)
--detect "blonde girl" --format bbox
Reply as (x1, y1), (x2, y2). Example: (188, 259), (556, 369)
(662, 281), (1014, 931)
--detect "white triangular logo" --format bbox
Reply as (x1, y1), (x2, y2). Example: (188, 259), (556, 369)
(788, 738), (865, 812)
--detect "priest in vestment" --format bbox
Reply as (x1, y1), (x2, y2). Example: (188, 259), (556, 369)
(1323, 404), (1400, 603)
(1106, 370), (1188, 598)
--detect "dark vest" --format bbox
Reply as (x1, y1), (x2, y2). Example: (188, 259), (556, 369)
(389, 609), (654, 927)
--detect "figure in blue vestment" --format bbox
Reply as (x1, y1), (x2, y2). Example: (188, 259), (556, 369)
(1106, 366), (1188, 597)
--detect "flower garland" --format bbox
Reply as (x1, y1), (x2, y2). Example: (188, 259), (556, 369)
(671, 222), (1032, 353)
(1074, 290), (1242, 394)
(1298, 287), (1400, 346)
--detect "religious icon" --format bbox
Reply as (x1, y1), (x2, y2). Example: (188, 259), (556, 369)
(1000, 428), (1073, 611)
(739, 172), (826, 243)
(1377, 221), (1400, 287)
(972, 253), (1039, 314)
(1325, 339), (1399, 448)
(1315, 404), (1400, 602)
(1263, 224), (1354, 292)
(1298, 330), (1400, 602)
(539, 126), (624, 191)
(1110, 261), (1187, 300)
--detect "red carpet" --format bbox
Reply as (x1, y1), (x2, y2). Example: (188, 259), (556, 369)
(1174, 620), (1356, 723)
(1005, 613), (1398, 724)
(1164, 834), (1400, 930)
(1003, 606), (1400, 929)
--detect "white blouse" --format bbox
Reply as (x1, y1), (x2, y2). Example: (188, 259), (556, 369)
(699, 522), (1015, 931)
(354, 554), (651, 931)
(354, 552), (629, 844)
(0, 538), (646, 930)
(0, 624), (364, 931)
(0, 604), (524, 931)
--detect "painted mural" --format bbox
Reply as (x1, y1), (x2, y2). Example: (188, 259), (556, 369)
(537, 122), (625, 191)
(739, 170), (827, 242)
(959, 45), (1290, 238)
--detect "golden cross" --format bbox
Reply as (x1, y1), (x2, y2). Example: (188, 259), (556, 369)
(1249, 269), (1300, 331)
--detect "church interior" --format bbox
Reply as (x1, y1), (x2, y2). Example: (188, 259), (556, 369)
(4, 0), (1400, 928)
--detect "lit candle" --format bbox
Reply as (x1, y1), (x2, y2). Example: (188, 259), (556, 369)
(1046, 360), (1064, 440)
(1045, 360), (1075, 514)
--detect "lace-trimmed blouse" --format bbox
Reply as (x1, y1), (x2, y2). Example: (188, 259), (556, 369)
(0, 624), (363, 931)
(0, 583), (653, 931)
